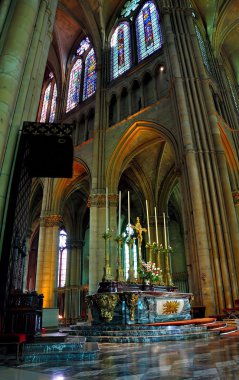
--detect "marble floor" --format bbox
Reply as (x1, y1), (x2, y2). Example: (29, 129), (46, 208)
(0, 335), (239, 379)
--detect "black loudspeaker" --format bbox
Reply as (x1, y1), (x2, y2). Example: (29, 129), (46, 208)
(22, 122), (73, 178)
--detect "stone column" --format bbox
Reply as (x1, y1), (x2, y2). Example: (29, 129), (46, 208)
(89, 44), (109, 292)
(0, 0), (12, 36)
(162, 7), (215, 312)
(36, 214), (62, 308)
(185, 8), (239, 298)
(64, 239), (84, 321)
(88, 193), (107, 293)
(109, 192), (118, 275)
(0, 0), (58, 256)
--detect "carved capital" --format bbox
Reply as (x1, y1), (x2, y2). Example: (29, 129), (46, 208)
(88, 193), (119, 208)
(88, 194), (106, 208)
(40, 214), (63, 227)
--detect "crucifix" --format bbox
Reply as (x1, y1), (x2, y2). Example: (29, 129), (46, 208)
(131, 217), (147, 262)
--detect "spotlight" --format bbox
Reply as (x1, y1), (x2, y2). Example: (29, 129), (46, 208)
(160, 65), (165, 72)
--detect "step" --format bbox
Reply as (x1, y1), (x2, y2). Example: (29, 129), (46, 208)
(218, 326), (237, 334)
(202, 322), (227, 329)
(68, 325), (207, 337)
(23, 342), (99, 363)
(85, 330), (219, 343)
(33, 332), (69, 343)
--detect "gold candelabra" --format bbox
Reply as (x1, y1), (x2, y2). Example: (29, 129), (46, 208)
(115, 235), (125, 282)
(102, 231), (113, 281)
(159, 244), (174, 286)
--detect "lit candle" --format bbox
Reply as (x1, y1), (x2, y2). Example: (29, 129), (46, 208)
(106, 187), (109, 232)
(118, 191), (121, 235)
(163, 212), (168, 249)
(154, 206), (159, 245)
(146, 200), (151, 244)
(128, 191), (131, 237)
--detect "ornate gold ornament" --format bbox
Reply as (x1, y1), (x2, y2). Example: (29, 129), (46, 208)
(94, 294), (119, 322)
(125, 293), (139, 320)
(162, 300), (180, 314)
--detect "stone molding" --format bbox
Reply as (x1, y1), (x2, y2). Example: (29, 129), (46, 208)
(88, 193), (119, 208)
(40, 214), (63, 227)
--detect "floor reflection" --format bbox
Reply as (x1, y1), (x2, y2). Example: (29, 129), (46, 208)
(1, 335), (239, 379)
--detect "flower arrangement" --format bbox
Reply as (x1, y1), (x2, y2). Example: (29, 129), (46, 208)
(138, 260), (162, 284)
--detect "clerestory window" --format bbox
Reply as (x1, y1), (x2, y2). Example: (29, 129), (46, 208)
(110, 0), (162, 81)
(66, 37), (97, 113)
(39, 72), (57, 122)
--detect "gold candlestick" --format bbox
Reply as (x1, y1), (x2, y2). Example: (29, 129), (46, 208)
(160, 244), (174, 286)
(102, 231), (113, 281)
(146, 243), (153, 262)
(115, 236), (124, 282)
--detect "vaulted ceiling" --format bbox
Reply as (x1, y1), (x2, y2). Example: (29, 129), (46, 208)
(52, 0), (239, 81)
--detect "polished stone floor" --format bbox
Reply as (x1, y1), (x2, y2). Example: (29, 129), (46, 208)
(1, 335), (239, 379)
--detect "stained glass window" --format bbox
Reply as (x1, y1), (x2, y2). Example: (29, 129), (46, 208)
(77, 37), (91, 56)
(227, 75), (239, 113)
(66, 59), (82, 112)
(121, 0), (140, 18)
(49, 82), (57, 122)
(195, 25), (211, 74)
(40, 72), (57, 123)
(136, 1), (162, 62)
(83, 48), (97, 100)
(40, 83), (51, 122)
(111, 22), (131, 80)
(58, 229), (67, 288)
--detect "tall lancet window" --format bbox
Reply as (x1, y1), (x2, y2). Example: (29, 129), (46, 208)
(227, 75), (239, 113)
(123, 226), (138, 280)
(111, 22), (131, 80)
(66, 37), (97, 112)
(136, 1), (162, 62)
(195, 25), (211, 74)
(49, 82), (57, 122)
(83, 48), (97, 100)
(40, 72), (57, 122)
(66, 59), (82, 112)
(58, 229), (67, 288)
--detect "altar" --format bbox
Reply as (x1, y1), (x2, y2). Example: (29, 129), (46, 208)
(87, 289), (192, 325)
(89, 199), (192, 326)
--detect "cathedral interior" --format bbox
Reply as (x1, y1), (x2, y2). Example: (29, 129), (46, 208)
(0, 0), (239, 376)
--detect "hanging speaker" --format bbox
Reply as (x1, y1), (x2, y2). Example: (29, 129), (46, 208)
(22, 122), (73, 178)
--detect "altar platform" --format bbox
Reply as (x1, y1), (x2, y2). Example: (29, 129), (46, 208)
(87, 288), (192, 325)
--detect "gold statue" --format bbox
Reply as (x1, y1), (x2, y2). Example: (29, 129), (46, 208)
(132, 217), (147, 262)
